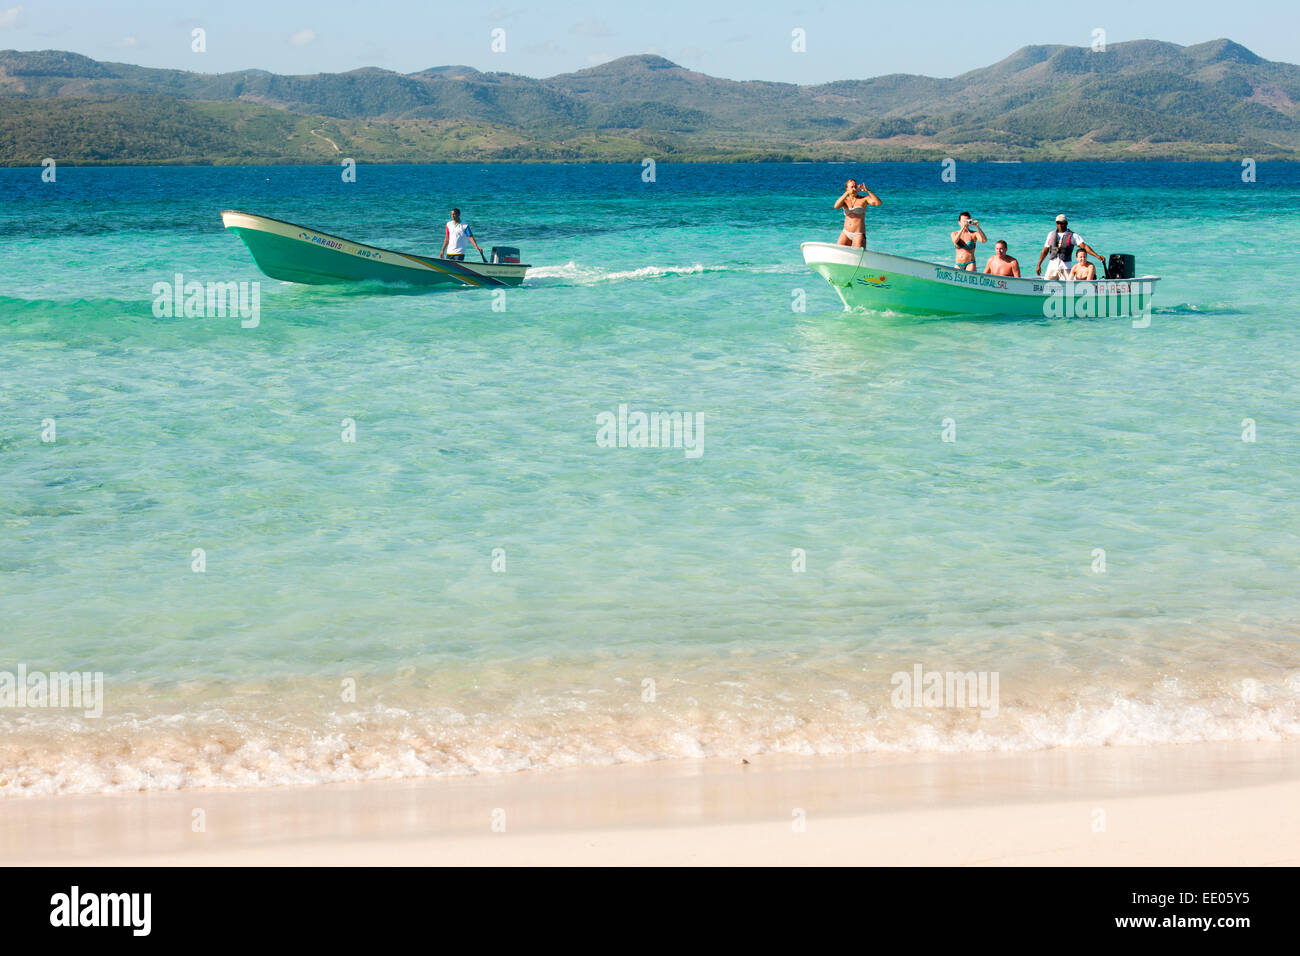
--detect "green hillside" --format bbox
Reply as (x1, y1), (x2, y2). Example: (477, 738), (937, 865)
(1, 38), (1297, 164)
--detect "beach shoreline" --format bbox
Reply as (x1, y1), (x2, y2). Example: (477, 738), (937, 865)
(5, 740), (1297, 866)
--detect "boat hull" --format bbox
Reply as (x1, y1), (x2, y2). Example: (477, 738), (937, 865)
(222, 211), (529, 288)
(801, 242), (1159, 318)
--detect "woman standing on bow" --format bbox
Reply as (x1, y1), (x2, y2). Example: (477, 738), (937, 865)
(834, 179), (883, 248)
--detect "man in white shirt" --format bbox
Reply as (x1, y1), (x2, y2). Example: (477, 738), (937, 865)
(1035, 214), (1104, 281)
(439, 208), (483, 261)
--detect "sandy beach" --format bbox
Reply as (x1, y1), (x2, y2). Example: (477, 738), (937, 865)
(4, 740), (1297, 866)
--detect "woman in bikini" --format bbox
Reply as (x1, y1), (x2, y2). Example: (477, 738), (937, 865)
(834, 179), (882, 247)
(1068, 248), (1097, 280)
(950, 212), (986, 272)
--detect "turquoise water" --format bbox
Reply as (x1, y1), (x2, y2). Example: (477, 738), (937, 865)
(2, 162), (1299, 793)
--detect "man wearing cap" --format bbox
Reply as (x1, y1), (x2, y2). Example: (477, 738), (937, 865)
(1035, 215), (1104, 280)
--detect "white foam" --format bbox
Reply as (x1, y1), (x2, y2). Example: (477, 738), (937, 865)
(525, 261), (715, 285)
(2, 675), (1298, 796)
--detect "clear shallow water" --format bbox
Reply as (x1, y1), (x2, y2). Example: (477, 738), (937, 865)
(2, 162), (1299, 794)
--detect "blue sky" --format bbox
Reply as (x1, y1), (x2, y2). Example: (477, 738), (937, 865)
(0, 0), (1294, 83)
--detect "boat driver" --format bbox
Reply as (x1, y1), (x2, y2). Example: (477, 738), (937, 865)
(440, 208), (483, 262)
(1035, 214), (1103, 280)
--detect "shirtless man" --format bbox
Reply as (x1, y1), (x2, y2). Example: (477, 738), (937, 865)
(1068, 248), (1097, 280)
(834, 179), (882, 247)
(983, 240), (1020, 277)
(950, 212), (986, 271)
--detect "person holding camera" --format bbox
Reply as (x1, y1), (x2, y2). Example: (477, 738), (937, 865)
(834, 179), (883, 248)
(951, 212), (986, 272)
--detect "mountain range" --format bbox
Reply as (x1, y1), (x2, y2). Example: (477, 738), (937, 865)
(1, 38), (1298, 164)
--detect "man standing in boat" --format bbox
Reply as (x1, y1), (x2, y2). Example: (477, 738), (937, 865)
(834, 180), (882, 248)
(951, 212), (986, 272)
(439, 208), (483, 262)
(1035, 214), (1104, 280)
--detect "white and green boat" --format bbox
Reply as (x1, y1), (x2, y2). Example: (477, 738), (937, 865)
(801, 241), (1160, 318)
(222, 211), (529, 288)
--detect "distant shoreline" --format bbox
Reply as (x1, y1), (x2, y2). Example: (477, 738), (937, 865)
(5, 154), (1298, 169)
(6, 40), (1297, 167)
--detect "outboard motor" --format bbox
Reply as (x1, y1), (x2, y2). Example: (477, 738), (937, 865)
(1106, 253), (1135, 280)
(491, 246), (520, 264)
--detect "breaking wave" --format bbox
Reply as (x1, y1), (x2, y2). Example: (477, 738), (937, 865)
(3, 659), (1297, 795)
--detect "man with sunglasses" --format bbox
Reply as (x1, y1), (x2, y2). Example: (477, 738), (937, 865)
(1035, 214), (1104, 280)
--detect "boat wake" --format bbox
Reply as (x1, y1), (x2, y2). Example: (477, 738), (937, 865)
(524, 261), (805, 287)
(526, 261), (720, 286)
(1153, 302), (1245, 316)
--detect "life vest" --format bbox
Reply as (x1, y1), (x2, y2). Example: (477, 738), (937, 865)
(1049, 229), (1076, 262)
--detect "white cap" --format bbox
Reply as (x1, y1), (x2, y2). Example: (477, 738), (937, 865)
(1055, 214), (1068, 222)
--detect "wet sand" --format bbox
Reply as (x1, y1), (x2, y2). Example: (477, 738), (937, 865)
(4, 740), (1298, 865)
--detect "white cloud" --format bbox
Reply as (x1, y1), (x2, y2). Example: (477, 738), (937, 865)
(0, 5), (25, 29)
(289, 27), (317, 47)
(113, 36), (138, 49)
(570, 17), (613, 38)
(524, 40), (564, 55)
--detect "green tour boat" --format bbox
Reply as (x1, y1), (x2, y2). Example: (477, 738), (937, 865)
(222, 211), (529, 288)
(802, 241), (1160, 319)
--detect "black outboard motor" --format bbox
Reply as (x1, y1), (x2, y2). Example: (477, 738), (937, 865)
(491, 246), (520, 264)
(1106, 253), (1136, 279)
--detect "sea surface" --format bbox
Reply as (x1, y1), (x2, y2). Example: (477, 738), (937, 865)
(2, 161), (1299, 794)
